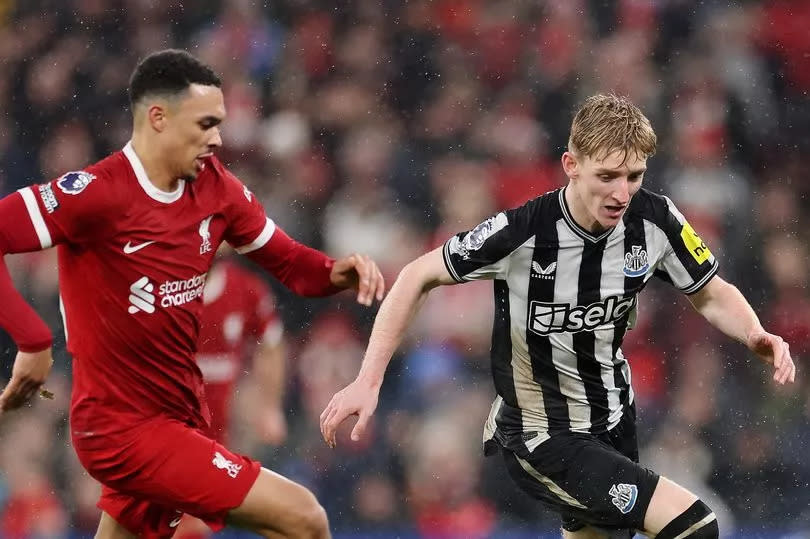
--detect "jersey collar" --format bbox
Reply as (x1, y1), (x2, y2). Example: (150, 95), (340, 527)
(558, 187), (619, 243)
(123, 142), (186, 204)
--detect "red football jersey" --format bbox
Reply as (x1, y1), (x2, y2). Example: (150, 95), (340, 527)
(17, 143), (276, 435)
(198, 259), (282, 441)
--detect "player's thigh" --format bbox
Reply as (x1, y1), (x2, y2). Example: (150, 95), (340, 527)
(642, 476), (699, 534)
(95, 511), (137, 539)
(226, 467), (328, 535)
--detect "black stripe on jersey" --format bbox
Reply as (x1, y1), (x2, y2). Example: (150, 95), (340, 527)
(638, 194), (718, 295)
(612, 214), (648, 409)
(526, 215), (569, 434)
(492, 279), (518, 413)
(574, 238), (610, 433)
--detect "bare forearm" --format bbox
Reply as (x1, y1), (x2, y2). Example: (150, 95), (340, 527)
(357, 265), (431, 387)
(255, 343), (285, 408)
(692, 278), (762, 346)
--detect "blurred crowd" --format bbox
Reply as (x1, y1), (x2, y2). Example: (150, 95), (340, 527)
(1, 0), (809, 537)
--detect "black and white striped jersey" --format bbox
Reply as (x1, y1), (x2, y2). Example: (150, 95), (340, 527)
(441, 187), (718, 455)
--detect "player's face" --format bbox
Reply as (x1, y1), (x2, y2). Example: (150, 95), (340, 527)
(164, 84), (225, 180)
(562, 149), (647, 232)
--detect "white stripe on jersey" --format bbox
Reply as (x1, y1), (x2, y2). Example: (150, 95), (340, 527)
(505, 237), (550, 443)
(599, 234), (628, 427)
(235, 217), (276, 254)
(646, 218), (704, 293)
(18, 187), (52, 249)
(553, 220), (590, 426)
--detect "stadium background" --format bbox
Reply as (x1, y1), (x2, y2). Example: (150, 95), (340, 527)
(0, 0), (808, 537)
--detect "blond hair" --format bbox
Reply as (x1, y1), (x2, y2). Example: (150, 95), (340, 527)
(568, 94), (657, 163)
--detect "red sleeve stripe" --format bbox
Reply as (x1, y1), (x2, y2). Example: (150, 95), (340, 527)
(235, 217), (276, 254)
(18, 187), (52, 249)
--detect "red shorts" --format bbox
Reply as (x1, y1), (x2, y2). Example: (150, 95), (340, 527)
(72, 415), (261, 538)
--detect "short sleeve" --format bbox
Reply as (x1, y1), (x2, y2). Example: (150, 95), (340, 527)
(655, 196), (719, 294)
(442, 200), (536, 282)
(219, 166), (275, 253)
(18, 168), (115, 248)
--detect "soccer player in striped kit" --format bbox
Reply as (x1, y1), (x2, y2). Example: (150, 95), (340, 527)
(320, 94), (795, 538)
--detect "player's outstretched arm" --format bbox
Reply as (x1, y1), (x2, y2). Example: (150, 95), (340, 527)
(688, 275), (796, 384)
(242, 227), (384, 304)
(319, 247), (456, 447)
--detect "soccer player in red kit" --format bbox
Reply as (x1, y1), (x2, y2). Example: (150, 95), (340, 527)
(176, 256), (288, 539)
(197, 256), (288, 447)
(0, 49), (385, 539)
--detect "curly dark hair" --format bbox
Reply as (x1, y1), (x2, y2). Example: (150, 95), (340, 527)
(128, 49), (221, 107)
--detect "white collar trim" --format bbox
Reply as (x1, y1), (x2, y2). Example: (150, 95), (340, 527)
(123, 142), (185, 204)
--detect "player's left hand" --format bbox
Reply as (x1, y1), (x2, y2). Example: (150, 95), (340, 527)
(0, 348), (54, 413)
(747, 331), (796, 385)
(330, 254), (385, 306)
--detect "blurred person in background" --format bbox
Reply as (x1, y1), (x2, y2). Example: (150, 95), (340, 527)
(0, 49), (385, 539)
(0, 404), (69, 539)
(321, 94), (795, 538)
(198, 252), (289, 448)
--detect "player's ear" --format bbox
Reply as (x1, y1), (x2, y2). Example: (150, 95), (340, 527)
(146, 103), (168, 133)
(561, 151), (580, 180)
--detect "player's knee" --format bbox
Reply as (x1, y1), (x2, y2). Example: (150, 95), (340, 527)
(655, 500), (718, 539)
(290, 494), (329, 538)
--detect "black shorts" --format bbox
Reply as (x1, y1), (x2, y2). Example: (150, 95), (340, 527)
(500, 405), (659, 532)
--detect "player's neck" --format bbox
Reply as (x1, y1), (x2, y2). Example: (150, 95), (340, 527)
(130, 138), (183, 192)
(564, 184), (608, 234)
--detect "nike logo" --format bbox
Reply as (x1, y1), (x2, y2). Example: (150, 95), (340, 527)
(123, 240), (156, 254)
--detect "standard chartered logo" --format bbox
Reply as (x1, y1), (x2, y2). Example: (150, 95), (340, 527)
(128, 276), (155, 314)
(127, 273), (207, 314)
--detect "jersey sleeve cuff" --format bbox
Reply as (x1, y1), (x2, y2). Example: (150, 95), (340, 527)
(442, 240), (464, 283)
(17, 336), (54, 353)
(682, 260), (719, 295)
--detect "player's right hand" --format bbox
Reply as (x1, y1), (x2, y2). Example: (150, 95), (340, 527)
(319, 377), (380, 448)
(0, 348), (53, 413)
